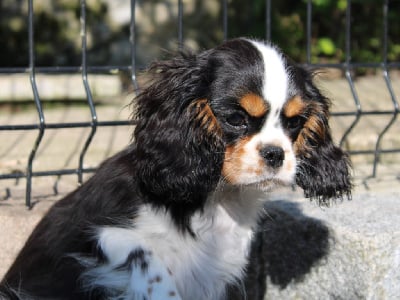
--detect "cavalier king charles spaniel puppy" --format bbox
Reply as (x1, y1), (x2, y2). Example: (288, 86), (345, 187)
(1, 38), (351, 300)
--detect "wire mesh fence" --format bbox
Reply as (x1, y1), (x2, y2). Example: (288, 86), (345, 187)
(0, 0), (399, 207)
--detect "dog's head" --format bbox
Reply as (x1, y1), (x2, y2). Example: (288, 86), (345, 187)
(134, 38), (351, 229)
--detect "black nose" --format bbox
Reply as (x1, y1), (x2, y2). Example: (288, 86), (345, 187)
(260, 145), (285, 169)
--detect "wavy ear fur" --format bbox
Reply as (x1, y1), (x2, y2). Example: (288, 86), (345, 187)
(133, 51), (224, 231)
(293, 67), (352, 204)
(296, 138), (352, 204)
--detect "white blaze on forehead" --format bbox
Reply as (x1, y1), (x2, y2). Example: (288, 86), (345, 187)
(221, 40), (296, 186)
(249, 40), (288, 116)
(248, 40), (289, 145)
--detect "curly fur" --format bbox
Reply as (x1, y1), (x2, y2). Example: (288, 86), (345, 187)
(0, 38), (351, 300)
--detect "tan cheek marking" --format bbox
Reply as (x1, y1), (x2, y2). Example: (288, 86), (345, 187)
(285, 159), (294, 172)
(191, 99), (221, 135)
(294, 133), (307, 155)
(239, 94), (268, 118)
(222, 137), (250, 184)
(294, 103), (328, 155)
(222, 136), (267, 183)
(284, 95), (306, 118)
(306, 115), (326, 139)
(245, 164), (264, 176)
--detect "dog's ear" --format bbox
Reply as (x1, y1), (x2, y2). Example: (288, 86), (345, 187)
(293, 68), (352, 205)
(133, 51), (224, 231)
(295, 136), (352, 204)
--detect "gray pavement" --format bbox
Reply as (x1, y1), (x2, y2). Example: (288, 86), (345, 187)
(263, 171), (400, 299)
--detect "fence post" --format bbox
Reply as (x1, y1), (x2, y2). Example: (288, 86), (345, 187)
(78, 0), (98, 184)
(26, 0), (46, 207)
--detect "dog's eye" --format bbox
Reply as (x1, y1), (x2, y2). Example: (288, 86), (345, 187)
(286, 116), (304, 130)
(226, 112), (246, 127)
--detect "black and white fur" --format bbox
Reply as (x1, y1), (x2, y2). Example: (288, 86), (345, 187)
(0, 38), (351, 300)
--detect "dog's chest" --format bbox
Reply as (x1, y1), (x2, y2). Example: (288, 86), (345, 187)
(98, 204), (253, 299)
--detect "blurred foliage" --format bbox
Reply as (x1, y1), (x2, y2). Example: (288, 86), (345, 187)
(0, 0), (119, 67)
(0, 0), (399, 69)
(229, 0), (400, 64)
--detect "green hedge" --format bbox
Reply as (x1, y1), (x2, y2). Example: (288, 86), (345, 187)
(1, 0), (399, 68)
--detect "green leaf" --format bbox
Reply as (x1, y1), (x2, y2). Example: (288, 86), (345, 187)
(317, 37), (336, 56)
(337, 0), (347, 10)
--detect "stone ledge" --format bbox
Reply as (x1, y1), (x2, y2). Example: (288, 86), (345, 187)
(228, 186), (400, 300)
(268, 194), (399, 299)
(0, 74), (122, 101)
(1, 176), (399, 298)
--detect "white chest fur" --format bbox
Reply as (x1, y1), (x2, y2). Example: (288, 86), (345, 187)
(96, 201), (256, 300)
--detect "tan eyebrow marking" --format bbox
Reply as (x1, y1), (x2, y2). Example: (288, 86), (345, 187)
(284, 95), (306, 118)
(239, 94), (268, 118)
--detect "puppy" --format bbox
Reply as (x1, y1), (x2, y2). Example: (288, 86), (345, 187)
(0, 38), (351, 300)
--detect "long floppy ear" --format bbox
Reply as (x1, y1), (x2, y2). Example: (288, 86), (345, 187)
(293, 68), (352, 204)
(133, 51), (224, 231)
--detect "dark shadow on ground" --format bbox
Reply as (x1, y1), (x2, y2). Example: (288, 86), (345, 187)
(227, 200), (330, 300)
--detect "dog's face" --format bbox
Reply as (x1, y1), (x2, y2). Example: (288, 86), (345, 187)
(206, 41), (297, 189)
(134, 38), (351, 228)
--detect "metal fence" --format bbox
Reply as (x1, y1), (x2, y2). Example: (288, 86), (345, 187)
(0, 0), (399, 207)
